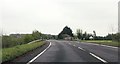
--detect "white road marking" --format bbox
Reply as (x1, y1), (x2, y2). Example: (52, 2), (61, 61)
(84, 43), (99, 45)
(89, 53), (108, 63)
(100, 45), (118, 49)
(78, 47), (85, 51)
(27, 42), (51, 64)
(83, 42), (118, 49)
(69, 43), (71, 45)
(73, 45), (76, 46)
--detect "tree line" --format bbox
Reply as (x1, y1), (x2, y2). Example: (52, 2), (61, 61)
(2, 30), (57, 48)
(2, 26), (120, 48)
(75, 29), (114, 40)
(58, 26), (120, 42)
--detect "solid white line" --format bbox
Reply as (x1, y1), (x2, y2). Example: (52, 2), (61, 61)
(100, 45), (118, 49)
(84, 42), (99, 45)
(27, 42), (51, 64)
(78, 47), (85, 51)
(83, 42), (118, 49)
(89, 53), (107, 63)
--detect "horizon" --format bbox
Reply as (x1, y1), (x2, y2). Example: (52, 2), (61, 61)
(1, 26), (118, 37)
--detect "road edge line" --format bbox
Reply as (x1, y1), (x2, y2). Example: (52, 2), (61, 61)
(27, 42), (51, 64)
(89, 53), (108, 63)
(82, 42), (118, 49)
(100, 45), (118, 49)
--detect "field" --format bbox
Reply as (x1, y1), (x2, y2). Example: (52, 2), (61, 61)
(81, 40), (119, 47)
(2, 41), (45, 62)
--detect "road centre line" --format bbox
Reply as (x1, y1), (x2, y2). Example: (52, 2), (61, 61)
(78, 47), (86, 51)
(73, 45), (76, 46)
(68, 42), (108, 63)
(89, 53), (108, 63)
(69, 43), (71, 45)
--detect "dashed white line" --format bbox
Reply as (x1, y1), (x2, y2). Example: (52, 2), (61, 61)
(77, 46), (107, 63)
(89, 53), (108, 63)
(78, 47), (85, 51)
(27, 42), (51, 64)
(73, 45), (76, 46)
(68, 42), (108, 63)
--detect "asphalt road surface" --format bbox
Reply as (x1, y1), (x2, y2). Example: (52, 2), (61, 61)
(68, 41), (118, 62)
(28, 40), (118, 63)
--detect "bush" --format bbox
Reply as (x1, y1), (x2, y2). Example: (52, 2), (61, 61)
(2, 30), (41, 48)
(2, 35), (25, 48)
(24, 34), (34, 44)
(112, 33), (120, 42)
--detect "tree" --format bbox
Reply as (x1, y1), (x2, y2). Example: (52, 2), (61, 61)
(2, 35), (12, 48)
(2, 35), (25, 48)
(76, 29), (83, 40)
(112, 33), (120, 42)
(58, 26), (73, 39)
(32, 30), (42, 40)
(24, 34), (34, 43)
(105, 34), (113, 40)
(93, 31), (96, 40)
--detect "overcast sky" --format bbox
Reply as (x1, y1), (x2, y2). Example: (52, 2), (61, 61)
(1, 0), (119, 36)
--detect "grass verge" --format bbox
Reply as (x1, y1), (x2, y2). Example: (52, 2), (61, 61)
(81, 40), (119, 47)
(2, 41), (45, 62)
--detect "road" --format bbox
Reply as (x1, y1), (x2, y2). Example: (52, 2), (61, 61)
(28, 40), (118, 63)
(68, 41), (118, 62)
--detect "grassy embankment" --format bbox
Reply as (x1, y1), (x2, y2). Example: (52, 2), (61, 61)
(81, 40), (119, 47)
(2, 41), (45, 62)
